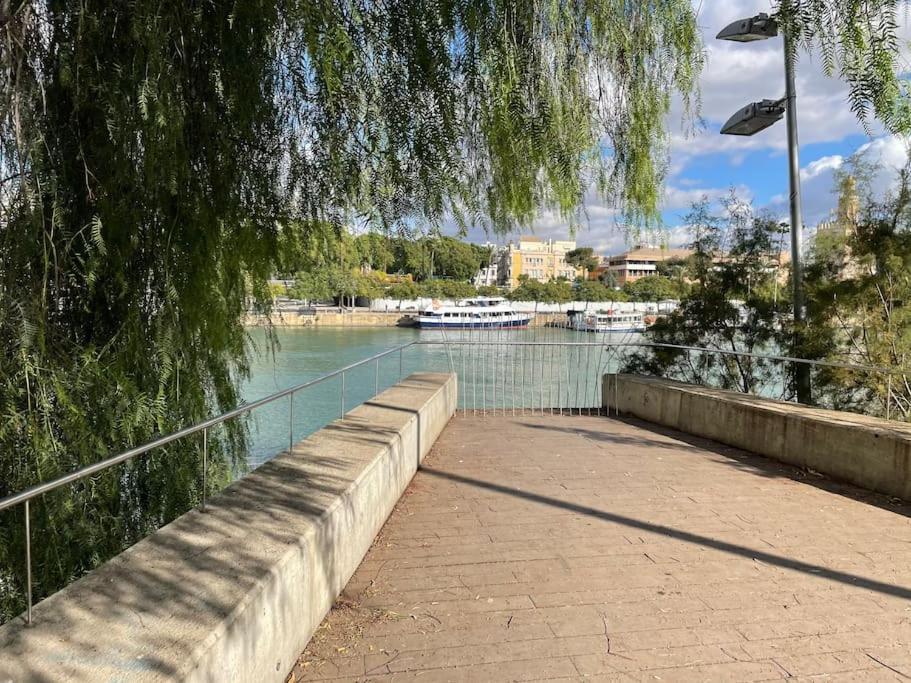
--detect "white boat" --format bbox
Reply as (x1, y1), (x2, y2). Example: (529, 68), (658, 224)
(568, 309), (645, 333)
(417, 297), (533, 329)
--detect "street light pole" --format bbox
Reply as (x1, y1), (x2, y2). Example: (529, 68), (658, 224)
(783, 30), (812, 404)
(717, 13), (812, 404)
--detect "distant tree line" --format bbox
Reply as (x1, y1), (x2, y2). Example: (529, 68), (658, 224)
(280, 226), (491, 282)
(282, 265), (693, 306)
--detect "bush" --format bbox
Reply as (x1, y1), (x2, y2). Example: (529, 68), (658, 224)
(623, 275), (683, 302)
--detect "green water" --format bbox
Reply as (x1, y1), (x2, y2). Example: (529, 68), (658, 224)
(241, 325), (639, 469)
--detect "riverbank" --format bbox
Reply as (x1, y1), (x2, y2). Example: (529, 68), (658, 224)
(244, 309), (571, 328)
(245, 310), (412, 327)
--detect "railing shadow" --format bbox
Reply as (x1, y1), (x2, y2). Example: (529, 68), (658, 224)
(518, 414), (911, 521)
(420, 464), (911, 601)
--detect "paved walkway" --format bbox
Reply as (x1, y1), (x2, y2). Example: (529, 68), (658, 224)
(290, 414), (911, 682)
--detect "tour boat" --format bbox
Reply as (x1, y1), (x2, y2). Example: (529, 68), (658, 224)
(417, 297), (533, 329)
(568, 309), (646, 333)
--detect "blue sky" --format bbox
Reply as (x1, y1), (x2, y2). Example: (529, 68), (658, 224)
(458, 0), (911, 256)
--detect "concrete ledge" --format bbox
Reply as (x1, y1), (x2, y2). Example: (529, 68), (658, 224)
(0, 372), (457, 682)
(604, 373), (911, 501)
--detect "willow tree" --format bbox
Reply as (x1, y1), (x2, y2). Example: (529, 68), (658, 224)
(0, 0), (907, 620)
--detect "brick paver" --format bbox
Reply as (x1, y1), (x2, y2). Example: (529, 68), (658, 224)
(289, 414), (911, 682)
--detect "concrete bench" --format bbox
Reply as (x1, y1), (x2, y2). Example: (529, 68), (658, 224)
(0, 372), (456, 682)
(603, 373), (911, 501)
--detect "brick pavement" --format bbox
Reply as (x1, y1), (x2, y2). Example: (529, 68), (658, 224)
(290, 414), (911, 682)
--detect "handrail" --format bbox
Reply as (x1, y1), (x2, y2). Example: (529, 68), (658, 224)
(0, 341), (416, 514)
(413, 340), (907, 377)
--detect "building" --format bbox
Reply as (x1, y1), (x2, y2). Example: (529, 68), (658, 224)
(814, 174), (860, 280)
(594, 245), (692, 286)
(496, 236), (581, 289)
(472, 261), (499, 288)
(470, 242), (500, 287)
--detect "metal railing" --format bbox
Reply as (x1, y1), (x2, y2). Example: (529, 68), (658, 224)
(0, 341), (414, 625)
(2, 336), (907, 624)
(411, 339), (906, 419)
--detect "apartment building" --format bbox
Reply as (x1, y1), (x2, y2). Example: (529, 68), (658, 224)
(496, 236), (581, 289)
(593, 245), (692, 286)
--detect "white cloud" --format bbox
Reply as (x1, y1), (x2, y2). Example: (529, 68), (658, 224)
(663, 183), (752, 211)
(768, 134), (910, 227)
(800, 155), (844, 182)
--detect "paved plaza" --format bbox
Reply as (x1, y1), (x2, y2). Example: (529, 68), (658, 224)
(291, 413), (911, 682)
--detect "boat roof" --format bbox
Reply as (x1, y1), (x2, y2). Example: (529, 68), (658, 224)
(464, 296), (505, 304)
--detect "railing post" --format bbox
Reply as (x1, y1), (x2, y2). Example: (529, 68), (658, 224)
(340, 371), (346, 418)
(289, 392), (294, 452)
(614, 372), (620, 416)
(201, 427), (208, 511)
(399, 348), (403, 380)
(25, 499), (32, 625)
(887, 373), (893, 421)
(375, 358), (379, 396)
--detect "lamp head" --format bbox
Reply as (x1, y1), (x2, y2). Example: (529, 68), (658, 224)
(716, 13), (778, 42)
(720, 99), (785, 136)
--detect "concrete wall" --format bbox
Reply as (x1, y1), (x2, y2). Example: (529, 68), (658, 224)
(0, 372), (457, 683)
(603, 374), (911, 501)
(245, 310), (415, 327)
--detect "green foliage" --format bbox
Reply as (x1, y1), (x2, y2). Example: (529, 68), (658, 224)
(508, 279), (573, 304)
(805, 154), (911, 419)
(623, 195), (789, 396)
(354, 234), (395, 273)
(288, 271), (331, 302)
(655, 257), (690, 278)
(779, 1), (911, 134)
(421, 279), (478, 300)
(623, 275), (686, 302)
(387, 236), (490, 281)
(431, 239), (491, 281)
(598, 269), (621, 289)
(565, 248), (599, 275)
(476, 285), (503, 297)
(355, 273), (383, 301)
(386, 280), (421, 301)
(576, 280), (626, 302)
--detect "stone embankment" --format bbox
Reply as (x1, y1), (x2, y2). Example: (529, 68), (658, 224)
(245, 309), (571, 328)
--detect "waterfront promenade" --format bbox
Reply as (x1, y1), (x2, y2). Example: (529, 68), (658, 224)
(291, 414), (911, 681)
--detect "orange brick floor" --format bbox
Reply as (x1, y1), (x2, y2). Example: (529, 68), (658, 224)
(290, 414), (911, 682)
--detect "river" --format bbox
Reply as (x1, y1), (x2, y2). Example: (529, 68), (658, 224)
(241, 325), (642, 470)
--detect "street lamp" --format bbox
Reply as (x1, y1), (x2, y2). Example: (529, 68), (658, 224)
(716, 13), (779, 42)
(720, 98), (784, 136)
(717, 12), (812, 405)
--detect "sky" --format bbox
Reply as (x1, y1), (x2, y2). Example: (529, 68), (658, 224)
(459, 0), (911, 256)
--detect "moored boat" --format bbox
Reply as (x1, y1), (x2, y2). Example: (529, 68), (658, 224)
(568, 309), (645, 333)
(417, 297), (533, 329)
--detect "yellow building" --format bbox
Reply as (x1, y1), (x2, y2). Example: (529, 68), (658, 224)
(497, 236), (582, 289)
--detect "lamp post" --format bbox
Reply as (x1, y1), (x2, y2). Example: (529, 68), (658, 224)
(717, 12), (811, 405)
